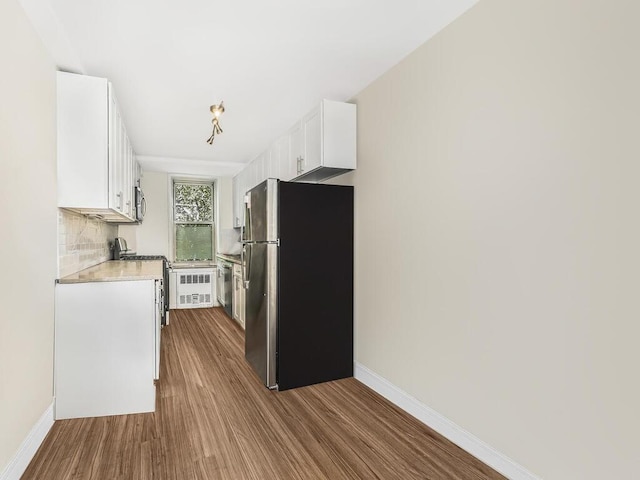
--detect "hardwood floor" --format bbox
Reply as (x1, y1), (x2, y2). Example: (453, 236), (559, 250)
(24, 308), (505, 479)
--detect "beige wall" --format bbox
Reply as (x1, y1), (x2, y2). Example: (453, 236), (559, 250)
(0, 0), (57, 470)
(119, 171), (170, 256)
(118, 171), (233, 259)
(348, 0), (640, 478)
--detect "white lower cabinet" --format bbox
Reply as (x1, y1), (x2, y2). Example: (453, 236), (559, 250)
(232, 263), (245, 329)
(54, 280), (161, 420)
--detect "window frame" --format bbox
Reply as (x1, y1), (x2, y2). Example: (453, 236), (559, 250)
(170, 178), (216, 263)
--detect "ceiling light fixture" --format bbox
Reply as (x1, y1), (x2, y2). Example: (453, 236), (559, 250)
(206, 101), (225, 145)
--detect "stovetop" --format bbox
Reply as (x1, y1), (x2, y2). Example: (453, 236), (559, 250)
(120, 255), (168, 262)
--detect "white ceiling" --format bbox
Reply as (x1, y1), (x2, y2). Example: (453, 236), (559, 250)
(21, 0), (478, 175)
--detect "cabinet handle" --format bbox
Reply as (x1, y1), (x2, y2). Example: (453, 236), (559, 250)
(300, 156), (304, 173)
(116, 192), (123, 210)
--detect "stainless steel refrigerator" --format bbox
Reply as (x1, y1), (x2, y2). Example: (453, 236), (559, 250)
(242, 179), (353, 391)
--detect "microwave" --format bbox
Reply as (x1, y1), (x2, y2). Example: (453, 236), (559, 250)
(135, 186), (146, 222)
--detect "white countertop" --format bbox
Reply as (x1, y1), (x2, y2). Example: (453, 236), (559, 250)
(58, 260), (164, 284)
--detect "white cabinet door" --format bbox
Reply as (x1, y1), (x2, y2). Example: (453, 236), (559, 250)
(132, 154), (140, 218)
(316, 100), (357, 171)
(237, 169), (248, 227)
(58, 72), (137, 222)
(238, 173), (246, 227)
(266, 145), (279, 180)
(289, 121), (304, 178)
(232, 264), (245, 329)
(274, 135), (290, 181)
(233, 172), (250, 228)
(291, 100), (357, 182)
(118, 119), (127, 213)
(254, 152), (266, 186)
(55, 280), (156, 419)
(109, 85), (128, 215)
(124, 140), (133, 218)
(250, 154), (261, 189)
(58, 72), (109, 209)
(232, 175), (240, 228)
(154, 280), (162, 380)
(301, 105), (322, 175)
(245, 159), (255, 191)
(108, 86), (120, 212)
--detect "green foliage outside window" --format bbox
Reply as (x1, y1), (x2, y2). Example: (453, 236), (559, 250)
(174, 183), (214, 261)
(174, 183), (213, 222)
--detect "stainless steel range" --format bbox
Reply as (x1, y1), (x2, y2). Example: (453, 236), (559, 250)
(114, 238), (171, 326)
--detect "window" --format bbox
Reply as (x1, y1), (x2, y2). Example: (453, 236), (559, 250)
(173, 181), (214, 262)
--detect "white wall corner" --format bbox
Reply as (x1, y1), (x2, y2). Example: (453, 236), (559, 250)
(17, 0), (84, 73)
(0, 403), (54, 480)
(353, 363), (540, 480)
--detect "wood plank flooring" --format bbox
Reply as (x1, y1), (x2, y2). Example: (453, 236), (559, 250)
(23, 308), (505, 479)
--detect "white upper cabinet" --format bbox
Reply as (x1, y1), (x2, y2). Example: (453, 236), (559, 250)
(231, 99), (356, 227)
(266, 144), (279, 180)
(232, 167), (250, 228)
(232, 175), (241, 228)
(232, 171), (248, 228)
(300, 105), (321, 175)
(57, 72), (138, 222)
(253, 152), (266, 187)
(288, 121), (304, 180)
(275, 134), (293, 181)
(296, 99), (356, 182)
(246, 157), (257, 192)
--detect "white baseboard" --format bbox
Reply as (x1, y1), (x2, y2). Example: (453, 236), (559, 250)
(354, 363), (540, 480)
(0, 403), (54, 480)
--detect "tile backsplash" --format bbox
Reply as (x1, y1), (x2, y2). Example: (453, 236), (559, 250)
(58, 209), (117, 277)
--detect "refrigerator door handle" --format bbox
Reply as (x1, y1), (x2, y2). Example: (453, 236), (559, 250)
(244, 243), (251, 289)
(244, 193), (252, 243)
(241, 244), (246, 289)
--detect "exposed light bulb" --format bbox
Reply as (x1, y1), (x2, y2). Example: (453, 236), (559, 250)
(206, 101), (225, 145)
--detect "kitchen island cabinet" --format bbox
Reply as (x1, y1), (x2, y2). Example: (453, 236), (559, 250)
(55, 262), (164, 420)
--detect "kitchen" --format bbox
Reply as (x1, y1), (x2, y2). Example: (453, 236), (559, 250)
(2, 1), (639, 479)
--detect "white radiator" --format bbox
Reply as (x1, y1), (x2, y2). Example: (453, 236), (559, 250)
(170, 268), (216, 309)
